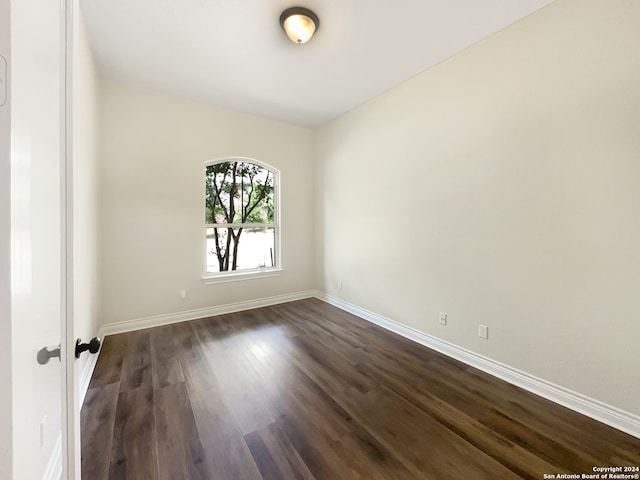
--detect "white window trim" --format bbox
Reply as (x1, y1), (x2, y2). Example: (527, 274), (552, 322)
(201, 267), (284, 285)
(203, 157), (282, 283)
(205, 222), (277, 229)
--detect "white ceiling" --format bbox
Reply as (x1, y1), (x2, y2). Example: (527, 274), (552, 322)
(81, 0), (555, 127)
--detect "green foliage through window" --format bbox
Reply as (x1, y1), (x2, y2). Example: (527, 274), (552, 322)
(205, 161), (276, 273)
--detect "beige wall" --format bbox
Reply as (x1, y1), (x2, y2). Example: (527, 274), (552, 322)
(315, 0), (640, 416)
(74, 12), (101, 387)
(99, 81), (315, 324)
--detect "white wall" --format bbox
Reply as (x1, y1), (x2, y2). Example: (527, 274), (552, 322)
(315, 0), (640, 417)
(99, 82), (315, 324)
(0, 0), (13, 476)
(74, 10), (101, 383)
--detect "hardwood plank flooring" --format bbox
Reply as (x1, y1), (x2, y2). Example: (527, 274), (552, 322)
(82, 298), (640, 479)
(190, 386), (264, 480)
(244, 423), (316, 480)
(155, 382), (208, 480)
(120, 332), (152, 392)
(108, 384), (157, 480)
(150, 325), (185, 389)
(81, 383), (119, 479)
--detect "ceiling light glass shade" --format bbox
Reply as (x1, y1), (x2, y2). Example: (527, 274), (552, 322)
(280, 7), (319, 44)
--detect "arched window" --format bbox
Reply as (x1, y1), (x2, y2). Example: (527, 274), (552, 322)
(204, 158), (279, 278)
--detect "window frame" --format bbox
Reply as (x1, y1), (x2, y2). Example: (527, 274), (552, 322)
(202, 157), (282, 284)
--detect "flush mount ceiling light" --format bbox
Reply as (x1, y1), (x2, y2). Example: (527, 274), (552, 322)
(279, 7), (319, 44)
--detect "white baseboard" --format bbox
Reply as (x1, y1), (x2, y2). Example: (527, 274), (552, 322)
(79, 351), (99, 406)
(98, 290), (317, 337)
(315, 291), (640, 440)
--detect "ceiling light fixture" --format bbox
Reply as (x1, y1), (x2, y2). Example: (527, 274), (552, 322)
(279, 7), (319, 44)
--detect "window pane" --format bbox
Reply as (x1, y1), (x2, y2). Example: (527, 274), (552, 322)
(206, 227), (275, 273)
(205, 162), (274, 224)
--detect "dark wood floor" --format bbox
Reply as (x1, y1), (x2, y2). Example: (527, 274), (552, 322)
(82, 298), (640, 479)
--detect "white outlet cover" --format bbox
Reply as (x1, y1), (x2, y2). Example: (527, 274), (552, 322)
(479, 324), (489, 339)
(439, 312), (447, 325)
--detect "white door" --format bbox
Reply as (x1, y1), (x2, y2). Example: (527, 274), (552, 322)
(2, 0), (80, 478)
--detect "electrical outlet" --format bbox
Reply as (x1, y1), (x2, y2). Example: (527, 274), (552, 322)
(338, 281), (343, 290)
(479, 324), (489, 339)
(439, 312), (447, 326)
(180, 290), (187, 300)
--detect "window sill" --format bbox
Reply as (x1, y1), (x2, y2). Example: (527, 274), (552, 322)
(201, 268), (283, 285)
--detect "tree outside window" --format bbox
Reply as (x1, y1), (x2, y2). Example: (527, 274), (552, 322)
(205, 159), (278, 274)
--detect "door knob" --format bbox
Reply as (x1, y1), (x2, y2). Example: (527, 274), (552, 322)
(37, 345), (61, 365)
(75, 337), (101, 358)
